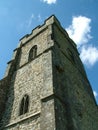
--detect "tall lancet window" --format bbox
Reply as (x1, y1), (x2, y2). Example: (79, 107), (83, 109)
(19, 94), (29, 115)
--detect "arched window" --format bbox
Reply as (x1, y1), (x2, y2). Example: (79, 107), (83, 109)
(28, 45), (37, 61)
(19, 94), (29, 115)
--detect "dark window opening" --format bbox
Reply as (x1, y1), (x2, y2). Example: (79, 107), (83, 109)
(28, 45), (37, 61)
(68, 49), (75, 63)
(55, 65), (64, 73)
(19, 95), (29, 115)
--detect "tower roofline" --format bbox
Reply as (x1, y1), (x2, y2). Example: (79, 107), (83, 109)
(18, 15), (71, 47)
(19, 15), (60, 42)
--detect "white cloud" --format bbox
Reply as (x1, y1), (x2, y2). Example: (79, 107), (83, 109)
(20, 14), (42, 31)
(66, 16), (92, 47)
(27, 14), (35, 28)
(38, 14), (42, 22)
(80, 45), (98, 66)
(93, 91), (98, 98)
(66, 15), (98, 67)
(41, 0), (57, 4)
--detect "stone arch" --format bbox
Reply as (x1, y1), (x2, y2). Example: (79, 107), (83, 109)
(28, 45), (37, 61)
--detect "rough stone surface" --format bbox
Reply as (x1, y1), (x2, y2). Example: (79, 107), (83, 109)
(0, 15), (98, 130)
(52, 23), (98, 130)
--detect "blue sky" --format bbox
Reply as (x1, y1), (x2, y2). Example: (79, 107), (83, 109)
(0, 0), (98, 103)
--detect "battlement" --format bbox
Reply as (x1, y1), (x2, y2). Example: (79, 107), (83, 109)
(5, 15), (77, 78)
(18, 15), (69, 47)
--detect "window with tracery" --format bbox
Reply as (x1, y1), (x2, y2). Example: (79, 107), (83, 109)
(19, 94), (29, 115)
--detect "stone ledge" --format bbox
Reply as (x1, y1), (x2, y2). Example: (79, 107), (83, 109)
(4, 111), (41, 128)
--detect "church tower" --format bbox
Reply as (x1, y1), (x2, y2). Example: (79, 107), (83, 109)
(0, 15), (98, 130)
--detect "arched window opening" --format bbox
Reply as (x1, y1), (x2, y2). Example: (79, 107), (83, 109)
(28, 45), (37, 61)
(19, 94), (29, 116)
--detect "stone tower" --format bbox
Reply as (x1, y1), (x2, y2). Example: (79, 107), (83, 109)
(0, 15), (98, 130)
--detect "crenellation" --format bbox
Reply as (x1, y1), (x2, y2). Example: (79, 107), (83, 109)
(19, 15), (59, 46)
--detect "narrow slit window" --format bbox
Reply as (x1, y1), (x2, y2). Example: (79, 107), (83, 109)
(67, 49), (75, 63)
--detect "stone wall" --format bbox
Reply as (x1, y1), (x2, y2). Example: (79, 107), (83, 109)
(0, 77), (10, 121)
(1, 19), (55, 129)
(52, 24), (98, 130)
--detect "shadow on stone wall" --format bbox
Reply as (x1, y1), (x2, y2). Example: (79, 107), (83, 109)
(0, 47), (21, 129)
(0, 77), (10, 121)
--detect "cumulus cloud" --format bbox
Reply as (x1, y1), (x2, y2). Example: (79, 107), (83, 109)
(66, 16), (92, 47)
(66, 15), (98, 67)
(93, 91), (98, 98)
(80, 45), (98, 66)
(41, 0), (57, 4)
